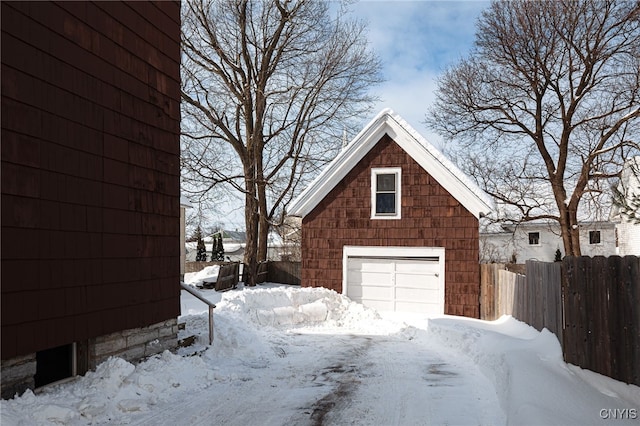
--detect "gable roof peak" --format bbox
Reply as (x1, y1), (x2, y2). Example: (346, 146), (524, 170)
(289, 108), (494, 219)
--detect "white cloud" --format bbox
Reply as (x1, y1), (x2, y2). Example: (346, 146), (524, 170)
(348, 1), (490, 148)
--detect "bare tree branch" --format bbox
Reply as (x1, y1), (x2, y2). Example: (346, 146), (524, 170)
(428, 0), (640, 256)
(181, 0), (382, 284)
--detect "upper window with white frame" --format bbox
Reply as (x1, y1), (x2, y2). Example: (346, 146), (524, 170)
(371, 167), (401, 219)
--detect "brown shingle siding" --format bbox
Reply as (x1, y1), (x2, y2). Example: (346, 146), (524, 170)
(1, 1), (181, 360)
(301, 135), (481, 316)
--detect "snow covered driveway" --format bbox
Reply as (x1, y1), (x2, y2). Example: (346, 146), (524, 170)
(127, 328), (502, 425)
(295, 331), (504, 426)
(2, 284), (639, 426)
(132, 289), (503, 426)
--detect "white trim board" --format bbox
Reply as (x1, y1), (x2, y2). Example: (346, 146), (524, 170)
(288, 108), (494, 219)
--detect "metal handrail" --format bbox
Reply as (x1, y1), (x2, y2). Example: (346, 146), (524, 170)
(180, 281), (216, 345)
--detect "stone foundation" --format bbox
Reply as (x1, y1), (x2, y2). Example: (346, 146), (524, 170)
(1, 353), (36, 400)
(88, 319), (179, 369)
(1, 319), (178, 399)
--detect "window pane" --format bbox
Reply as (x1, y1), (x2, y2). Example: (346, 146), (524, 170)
(589, 231), (601, 244)
(528, 232), (539, 245)
(376, 193), (396, 214)
(376, 174), (395, 192)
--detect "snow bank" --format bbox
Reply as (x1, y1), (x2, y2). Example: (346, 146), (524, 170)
(2, 352), (219, 425)
(216, 286), (382, 329)
(429, 315), (640, 426)
(183, 265), (220, 286)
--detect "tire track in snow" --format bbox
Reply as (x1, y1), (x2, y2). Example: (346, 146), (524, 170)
(312, 330), (506, 426)
(306, 336), (375, 426)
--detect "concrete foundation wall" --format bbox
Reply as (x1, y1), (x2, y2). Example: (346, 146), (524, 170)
(89, 319), (179, 369)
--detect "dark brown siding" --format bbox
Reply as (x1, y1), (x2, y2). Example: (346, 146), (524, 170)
(1, 1), (181, 359)
(301, 135), (480, 317)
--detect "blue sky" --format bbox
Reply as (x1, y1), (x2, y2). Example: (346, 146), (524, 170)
(348, 1), (490, 148)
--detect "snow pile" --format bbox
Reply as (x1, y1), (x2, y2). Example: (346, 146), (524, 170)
(183, 265), (219, 286)
(217, 286), (382, 329)
(2, 352), (219, 425)
(179, 286), (389, 360)
(429, 316), (640, 425)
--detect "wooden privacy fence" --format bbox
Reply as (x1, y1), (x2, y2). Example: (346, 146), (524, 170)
(480, 261), (562, 341)
(188, 261), (301, 286)
(517, 261), (563, 342)
(185, 261), (228, 273)
(266, 261), (301, 285)
(562, 256), (639, 386)
(481, 256), (639, 386)
(253, 261), (301, 285)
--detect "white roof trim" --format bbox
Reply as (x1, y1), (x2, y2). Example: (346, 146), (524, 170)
(288, 108), (494, 219)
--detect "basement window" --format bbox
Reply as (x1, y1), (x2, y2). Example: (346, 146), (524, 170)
(371, 168), (401, 219)
(589, 230), (601, 245)
(35, 344), (75, 388)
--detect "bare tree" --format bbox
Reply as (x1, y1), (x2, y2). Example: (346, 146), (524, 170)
(181, 0), (381, 285)
(428, 0), (640, 256)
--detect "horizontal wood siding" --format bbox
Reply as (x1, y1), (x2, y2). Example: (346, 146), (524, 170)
(1, 1), (181, 359)
(302, 135), (480, 317)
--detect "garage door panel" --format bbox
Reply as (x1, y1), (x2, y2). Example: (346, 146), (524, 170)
(394, 260), (439, 274)
(346, 284), (393, 300)
(395, 273), (440, 289)
(348, 270), (392, 286)
(349, 261), (393, 274)
(395, 287), (440, 301)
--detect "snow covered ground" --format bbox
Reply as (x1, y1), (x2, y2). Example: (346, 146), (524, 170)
(2, 282), (639, 425)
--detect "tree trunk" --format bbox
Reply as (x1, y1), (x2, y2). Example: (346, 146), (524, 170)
(258, 214), (269, 262)
(257, 176), (269, 262)
(559, 205), (582, 257)
(243, 173), (259, 287)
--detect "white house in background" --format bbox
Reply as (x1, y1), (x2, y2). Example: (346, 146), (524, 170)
(610, 156), (640, 255)
(180, 196), (193, 278)
(185, 229), (291, 262)
(480, 220), (617, 263)
(186, 230), (246, 262)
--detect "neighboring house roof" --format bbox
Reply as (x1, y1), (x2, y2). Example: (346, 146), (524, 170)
(288, 108), (494, 219)
(211, 230), (246, 242)
(180, 195), (193, 208)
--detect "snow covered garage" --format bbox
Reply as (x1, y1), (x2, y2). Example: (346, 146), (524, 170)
(288, 109), (493, 317)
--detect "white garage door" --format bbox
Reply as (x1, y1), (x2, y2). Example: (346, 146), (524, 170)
(343, 247), (445, 315)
